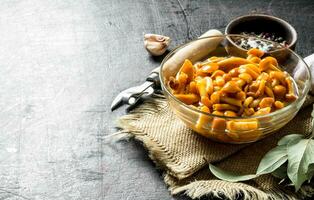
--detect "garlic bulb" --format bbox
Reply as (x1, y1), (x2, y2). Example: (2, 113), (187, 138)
(144, 34), (171, 56)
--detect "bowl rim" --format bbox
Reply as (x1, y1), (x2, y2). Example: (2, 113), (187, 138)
(159, 34), (311, 120)
(225, 14), (297, 50)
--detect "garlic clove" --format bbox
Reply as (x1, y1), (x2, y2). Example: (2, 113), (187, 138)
(144, 33), (171, 56)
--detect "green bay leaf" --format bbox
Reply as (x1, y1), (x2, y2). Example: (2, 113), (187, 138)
(278, 134), (303, 146)
(287, 139), (314, 191)
(306, 163), (314, 183)
(209, 163), (256, 182)
(256, 145), (288, 175)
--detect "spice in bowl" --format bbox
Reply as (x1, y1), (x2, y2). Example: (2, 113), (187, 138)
(234, 32), (288, 52)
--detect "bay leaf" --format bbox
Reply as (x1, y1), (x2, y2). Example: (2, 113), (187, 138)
(209, 163), (256, 182)
(277, 134), (303, 146)
(287, 139), (314, 191)
(306, 163), (314, 183)
(209, 144), (289, 182)
(256, 145), (288, 175)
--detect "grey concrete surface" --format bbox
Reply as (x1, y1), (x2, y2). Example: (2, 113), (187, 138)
(0, 0), (313, 199)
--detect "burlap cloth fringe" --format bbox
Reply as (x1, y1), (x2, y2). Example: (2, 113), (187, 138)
(114, 94), (314, 200)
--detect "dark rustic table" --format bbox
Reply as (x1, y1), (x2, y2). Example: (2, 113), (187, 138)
(0, 0), (313, 199)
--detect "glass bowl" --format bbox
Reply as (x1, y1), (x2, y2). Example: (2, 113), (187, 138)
(160, 34), (311, 144)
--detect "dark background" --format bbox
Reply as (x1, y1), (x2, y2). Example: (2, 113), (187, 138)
(0, 0), (313, 199)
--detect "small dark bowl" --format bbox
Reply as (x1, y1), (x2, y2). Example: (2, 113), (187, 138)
(225, 14), (297, 59)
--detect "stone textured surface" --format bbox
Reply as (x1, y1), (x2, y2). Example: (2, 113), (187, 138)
(0, 0), (313, 199)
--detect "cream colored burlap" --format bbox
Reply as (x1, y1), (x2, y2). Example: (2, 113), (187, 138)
(115, 94), (314, 200)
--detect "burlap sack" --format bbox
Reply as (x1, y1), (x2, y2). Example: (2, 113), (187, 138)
(114, 94), (314, 200)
